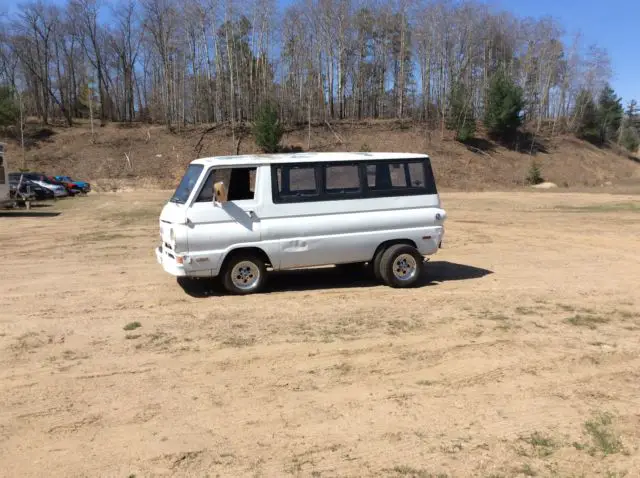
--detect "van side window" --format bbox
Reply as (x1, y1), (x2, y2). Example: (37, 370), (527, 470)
(196, 167), (257, 202)
(324, 164), (360, 194)
(274, 165), (318, 202)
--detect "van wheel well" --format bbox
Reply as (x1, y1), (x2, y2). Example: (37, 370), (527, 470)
(371, 239), (417, 262)
(222, 247), (272, 269)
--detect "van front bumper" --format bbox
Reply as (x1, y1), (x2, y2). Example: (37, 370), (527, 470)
(155, 245), (186, 276)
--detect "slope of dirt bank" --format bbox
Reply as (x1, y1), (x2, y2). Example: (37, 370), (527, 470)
(2, 119), (639, 191)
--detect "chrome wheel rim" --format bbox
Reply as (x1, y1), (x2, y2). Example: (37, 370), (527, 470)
(231, 261), (261, 290)
(392, 254), (418, 281)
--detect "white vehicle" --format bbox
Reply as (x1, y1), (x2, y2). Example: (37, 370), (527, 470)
(0, 143), (11, 207)
(156, 152), (446, 294)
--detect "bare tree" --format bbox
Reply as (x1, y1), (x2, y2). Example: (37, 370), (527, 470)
(0, 0), (616, 133)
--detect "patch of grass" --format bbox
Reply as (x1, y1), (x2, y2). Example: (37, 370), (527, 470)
(557, 303), (575, 312)
(125, 334), (141, 340)
(520, 432), (557, 458)
(515, 306), (537, 316)
(604, 471), (628, 478)
(387, 319), (422, 334)
(389, 466), (447, 477)
(440, 442), (463, 454)
(565, 314), (609, 329)
(513, 464), (536, 476)
(416, 379), (436, 386)
(332, 362), (353, 375)
(584, 412), (623, 456)
(123, 321), (142, 331)
(221, 335), (256, 348)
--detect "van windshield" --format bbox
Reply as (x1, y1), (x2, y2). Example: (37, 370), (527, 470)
(170, 164), (203, 204)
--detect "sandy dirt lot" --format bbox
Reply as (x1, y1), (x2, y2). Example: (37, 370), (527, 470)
(1, 190), (639, 478)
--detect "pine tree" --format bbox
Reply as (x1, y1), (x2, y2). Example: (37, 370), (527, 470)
(620, 99), (639, 152)
(483, 70), (524, 140)
(253, 102), (284, 153)
(0, 86), (18, 126)
(596, 84), (623, 144)
(627, 100), (638, 119)
(574, 89), (599, 142)
(447, 81), (476, 142)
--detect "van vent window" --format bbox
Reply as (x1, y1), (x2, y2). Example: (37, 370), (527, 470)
(408, 162), (425, 187)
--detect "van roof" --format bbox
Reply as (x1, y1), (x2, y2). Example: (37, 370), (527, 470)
(192, 152), (429, 167)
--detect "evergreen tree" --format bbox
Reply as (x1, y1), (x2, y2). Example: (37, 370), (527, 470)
(574, 89), (599, 142)
(447, 81), (476, 142)
(627, 99), (638, 119)
(0, 86), (18, 126)
(253, 101), (284, 153)
(483, 70), (524, 140)
(620, 99), (639, 152)
(596, 84), (623, 144)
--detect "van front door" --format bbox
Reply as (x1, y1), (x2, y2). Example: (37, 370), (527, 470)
(185, 167), (261, 275)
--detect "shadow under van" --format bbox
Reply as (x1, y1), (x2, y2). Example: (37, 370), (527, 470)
(176, 261), (493, 298)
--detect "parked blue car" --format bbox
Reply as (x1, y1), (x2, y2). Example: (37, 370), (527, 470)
(54, 175), (91, 193)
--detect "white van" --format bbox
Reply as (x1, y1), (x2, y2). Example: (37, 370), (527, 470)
(155, 152), (446, 294)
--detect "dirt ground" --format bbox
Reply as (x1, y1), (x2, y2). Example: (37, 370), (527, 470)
(1, 190), (639, 478)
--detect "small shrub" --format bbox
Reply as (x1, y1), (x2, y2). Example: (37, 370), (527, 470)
(456, 121), (476, 142)
(526, 160), (544, 185)
(584, 412), (623, 455)
(123, 321), (142, 331)
(620, 125), (639, 152)
(359, 143), (372, 152)
(253, 101), (284, 153)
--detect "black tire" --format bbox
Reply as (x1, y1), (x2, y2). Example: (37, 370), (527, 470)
(378, 244), (423, 288)
(371, 247), (387, 282)
(221, 254), (267, 295)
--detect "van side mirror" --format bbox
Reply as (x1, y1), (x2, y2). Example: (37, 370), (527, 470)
(213, 181), (228, 205)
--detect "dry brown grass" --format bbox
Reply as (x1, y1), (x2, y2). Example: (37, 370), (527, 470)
(2, 120), (639, 192)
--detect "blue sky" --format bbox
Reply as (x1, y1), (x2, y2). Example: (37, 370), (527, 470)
(2, 0), (637, 105)
(482, 0), (639, 106)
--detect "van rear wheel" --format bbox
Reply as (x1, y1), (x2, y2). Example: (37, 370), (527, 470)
(378, 244), (423, 288)
(222, 254), (267, 295)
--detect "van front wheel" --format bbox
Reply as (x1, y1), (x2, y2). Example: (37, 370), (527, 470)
(222, 255), (267, 295)
(379, 244), (423, 288)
